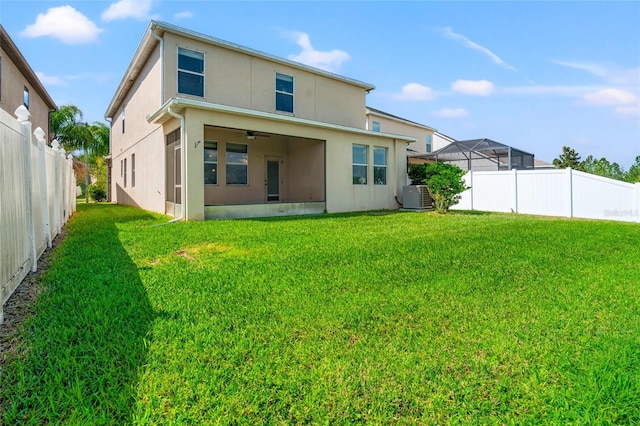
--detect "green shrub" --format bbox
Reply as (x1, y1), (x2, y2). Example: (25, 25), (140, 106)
(88, 183), (107, 202)
(409, 162), (469, 213)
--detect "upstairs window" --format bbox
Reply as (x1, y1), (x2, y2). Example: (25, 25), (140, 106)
(204, 141), (218, 185)
(23, 86), (29, 109)
(373, 147), (387, 185)
(372, 121), (380, 132)
(352, 144), (368, 185)
(178, 47), (204, 97)
(426, 134), (433, 153)
(275, 73), (294, 113)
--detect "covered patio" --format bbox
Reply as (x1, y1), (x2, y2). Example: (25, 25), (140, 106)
(202, 125), (326, 219)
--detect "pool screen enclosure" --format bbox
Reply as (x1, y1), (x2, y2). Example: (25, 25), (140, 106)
(412, 138), (535, 171)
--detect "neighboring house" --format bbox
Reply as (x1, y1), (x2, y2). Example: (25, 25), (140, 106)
(534, 159), (556, 169)
(0, 25), (57, 138)
(105, 21), (413, 220)
(366, 107), (439, 158)
(433, 131), (456, 151)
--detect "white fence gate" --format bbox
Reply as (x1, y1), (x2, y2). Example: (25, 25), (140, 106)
(1, 105), (76, 324)
(453, 168), (640, 223)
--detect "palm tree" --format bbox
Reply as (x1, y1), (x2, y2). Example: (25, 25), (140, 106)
(50, 104), (84, 149)
(50, 106), (111, 202)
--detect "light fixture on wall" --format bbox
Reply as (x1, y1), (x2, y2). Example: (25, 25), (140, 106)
(246, 132), (256, 140)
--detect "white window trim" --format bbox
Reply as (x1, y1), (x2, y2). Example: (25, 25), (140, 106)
(204, 140), (218, 185)
(177, 47), (205, 98)
(373, 147), (387, 186)
(225, 142), (249, 186)
(352, 144), (368, 185)
(275, 73), (294, 114)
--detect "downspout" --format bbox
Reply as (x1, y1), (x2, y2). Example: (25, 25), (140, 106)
(106, 117), (112, 202)
(150, 28), (185, 223)
(167, 102), (185, 222)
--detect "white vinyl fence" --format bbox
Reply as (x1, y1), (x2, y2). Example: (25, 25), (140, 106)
(1, 105), (76, 324)
(453, 168), (640, 223)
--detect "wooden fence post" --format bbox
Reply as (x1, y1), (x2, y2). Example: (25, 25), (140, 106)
(512, 168), (518, 214)
(15, 105), (37, 273)
(566, 167), (574, 218)
(51, 140), (62, 235)
(34, 127), (52, 249)
(636, 183), (640, 223)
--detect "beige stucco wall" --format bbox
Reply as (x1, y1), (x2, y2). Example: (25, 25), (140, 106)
(325, 133), (406, 213)
(110, 45), (166, 213)
(367, 114), (435, 156)
(0, 48), (52, 136)
(161, 33), (368, 129)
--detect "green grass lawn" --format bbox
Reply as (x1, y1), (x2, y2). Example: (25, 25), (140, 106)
(1, 204), (639, 424)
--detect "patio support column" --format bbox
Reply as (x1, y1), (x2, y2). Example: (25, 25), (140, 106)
(183, 112), (205, 220)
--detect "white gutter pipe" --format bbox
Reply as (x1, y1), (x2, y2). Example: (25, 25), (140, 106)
(149, 29), (184, 224)
(167, 102), (185, 223)
(105, 117), (112, 202)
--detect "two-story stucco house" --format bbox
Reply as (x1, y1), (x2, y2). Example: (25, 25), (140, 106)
(105, 21), (414, 220)
(0, 24), (57, 138)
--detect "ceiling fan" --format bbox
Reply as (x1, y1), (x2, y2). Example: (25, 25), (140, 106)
(246, 130), (271, 140)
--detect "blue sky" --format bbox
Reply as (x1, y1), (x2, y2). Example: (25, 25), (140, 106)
(2, 1), (639, 168)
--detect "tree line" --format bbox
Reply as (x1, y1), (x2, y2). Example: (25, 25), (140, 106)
(553, 146), (640, 183)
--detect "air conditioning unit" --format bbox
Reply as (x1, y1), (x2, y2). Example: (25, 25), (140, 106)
(401, 185), (433, 211)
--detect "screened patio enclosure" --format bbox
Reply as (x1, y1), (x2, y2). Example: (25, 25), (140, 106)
(411, 138), (535, 171)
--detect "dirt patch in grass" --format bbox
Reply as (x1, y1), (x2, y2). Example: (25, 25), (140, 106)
(0, 228), (67, 367)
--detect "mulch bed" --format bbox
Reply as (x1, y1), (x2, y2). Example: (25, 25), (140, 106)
(0, 229), (67, 367)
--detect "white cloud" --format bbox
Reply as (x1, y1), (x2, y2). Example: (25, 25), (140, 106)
(286, 31), (350, 73)
(615, 105), (640, 119)
(500, 85), (600, 96)
(36, 72), (67, 86)
(394, 83), (436, 101)
(21, 6), (103, 44)
(582, 88), (638, 106)
(553, 60), (640, 86)
(174, 11), (194, 20)
(451, 79), (494, 96)
(436, 27), (516, 72)
(433, 108), (469, 118)
(552, 60), (608, 77)
(102, 0), (153, 21)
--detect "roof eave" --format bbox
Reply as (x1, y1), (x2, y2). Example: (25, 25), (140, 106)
(366, 106), (436, 132)
(148, 97), (416, 142)
(150, 20), (376, 92)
